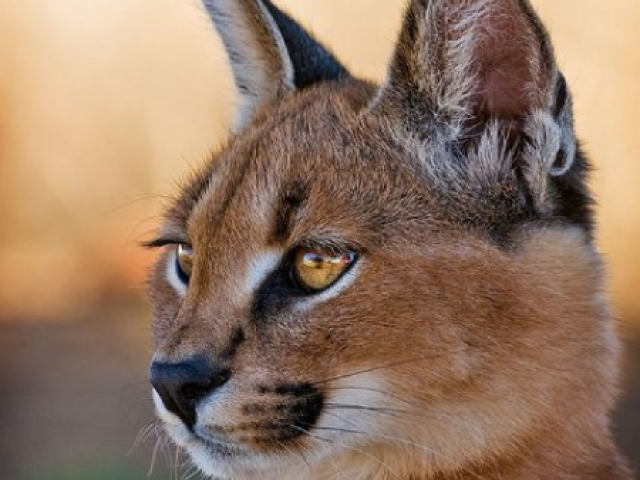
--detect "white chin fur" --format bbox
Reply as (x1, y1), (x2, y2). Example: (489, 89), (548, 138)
(152, 389), (192, 447)
(152, 388), (247, 478)
(152, 369), (389, 479)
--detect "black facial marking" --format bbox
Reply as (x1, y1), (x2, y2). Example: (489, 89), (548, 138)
(269, 180), (309, 244)
(248, 382), (324, 442)
(219, 326), (247, 361)
(250, 264), (297, 323)
(274, 394), (324, 441)
(272, 383), (318, 397)
(251, 240), (356, 323)
(250, 245), (321, 323)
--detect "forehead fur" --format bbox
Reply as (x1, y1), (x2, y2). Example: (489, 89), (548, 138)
(165, 80), (588, 250)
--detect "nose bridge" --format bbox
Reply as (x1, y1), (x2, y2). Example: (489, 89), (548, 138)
(191, 213), (258, 308)
(190, 167), (274, 304)
(156, 282), (247, 362)
(158, 194), (263, 361)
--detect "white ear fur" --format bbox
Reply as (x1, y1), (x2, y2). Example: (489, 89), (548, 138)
(371, 0), (558, 141)
(202, 0), (294, 130)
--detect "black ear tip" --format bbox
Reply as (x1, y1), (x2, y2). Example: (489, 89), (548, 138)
(262, 0), (350, 88)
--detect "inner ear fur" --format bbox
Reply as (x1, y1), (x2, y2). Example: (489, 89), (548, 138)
(372, 0), (560, 137)
(369, 0), (587, 231)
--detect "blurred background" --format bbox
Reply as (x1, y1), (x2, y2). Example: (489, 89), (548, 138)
(0, 0), (638, 478)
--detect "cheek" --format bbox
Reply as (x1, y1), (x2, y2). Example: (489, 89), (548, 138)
(296, 266), (474, 385)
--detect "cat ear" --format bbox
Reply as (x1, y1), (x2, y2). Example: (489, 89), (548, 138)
(370, 0), (561, 141)
(203, 0), (349, 130)
(369, 0), (587, 228)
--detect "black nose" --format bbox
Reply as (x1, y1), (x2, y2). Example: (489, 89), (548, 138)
(149, 356), (231, 428)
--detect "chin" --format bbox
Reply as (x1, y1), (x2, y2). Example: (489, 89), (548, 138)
(183, 437), (318, 480)
(153, 390), (312, 480)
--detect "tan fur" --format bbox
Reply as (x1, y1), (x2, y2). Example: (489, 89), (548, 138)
(148, 1), (633, 478)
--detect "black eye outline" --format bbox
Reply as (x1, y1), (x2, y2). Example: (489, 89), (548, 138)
(288, 247), (358, 294)
(175, 244), (193, 285)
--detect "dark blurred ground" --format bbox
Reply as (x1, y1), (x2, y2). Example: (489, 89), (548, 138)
(0, 298), (169, 480)
(0, 298), (638, 479)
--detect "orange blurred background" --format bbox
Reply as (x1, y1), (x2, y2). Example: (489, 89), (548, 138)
(0, 1), (638, 479)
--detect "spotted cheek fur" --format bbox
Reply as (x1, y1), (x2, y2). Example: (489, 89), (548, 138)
(246, 383), (324, 447)
(201, 382), (325, 451)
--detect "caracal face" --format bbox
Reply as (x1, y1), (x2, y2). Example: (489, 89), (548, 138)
(146, 0), (632, 479)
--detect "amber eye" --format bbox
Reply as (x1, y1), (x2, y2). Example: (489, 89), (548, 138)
(176, 244), (194, 283)
(291, 248), (356, 292)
